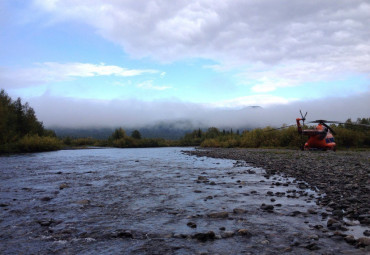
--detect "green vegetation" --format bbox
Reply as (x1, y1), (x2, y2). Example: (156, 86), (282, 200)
(108, 128), (173, 148)
(180, 120), (370, 149)
(1, 88), (368, 153)
(0, 89), (62, 153)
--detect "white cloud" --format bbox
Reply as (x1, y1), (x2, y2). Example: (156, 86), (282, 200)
(28, 91), (370, 128)
(0, 62), (159, 88)
(137, 80), (172, 91)
(212, 95), (296, 108)
(31, 0), (370, 92)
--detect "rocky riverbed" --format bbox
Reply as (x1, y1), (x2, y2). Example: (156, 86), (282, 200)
(187, 148), (370, 247)
(0, 147), (369, 254)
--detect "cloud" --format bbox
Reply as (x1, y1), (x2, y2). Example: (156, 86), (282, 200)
(0, 62), (159, 88)
(137, 80), (172, 91)
(32, 1), (370, 77)
(211, 95), (296, 108)
(28, 91), (370, 128)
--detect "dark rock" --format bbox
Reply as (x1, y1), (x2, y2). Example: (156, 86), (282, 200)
(187, 222), (197, 228)
(237, 229), (251, 237)
(260, 204), (274, 212)
(289, 211), (301, 217)
(111, 230), (133, 239)
(233, 208), (247, 214)
(305, 243), (320, 251)
(192, 231), (215, 242)
(37, 218), (54, 227)
(221, 231), (234, 238)
(208, 212), (229, 218)
(357, 237), (370, 247)
(75, 199), (90, 205)
(364, 230), (370, 236)
(59, 183), (69, 189)
(41, 196), (52, 202)
(344, 235), (356, 245)
(327, 218), (338, 227)
(197, 176), (208, 181)
(307, 208), (317, 214)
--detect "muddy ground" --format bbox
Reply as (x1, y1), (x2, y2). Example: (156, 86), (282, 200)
(0, 148), (369, 254)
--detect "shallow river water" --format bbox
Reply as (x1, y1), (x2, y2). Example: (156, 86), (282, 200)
(0, 148), (367, 254)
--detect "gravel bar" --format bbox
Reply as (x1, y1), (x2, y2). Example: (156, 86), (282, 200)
(187, 148), (370, 226)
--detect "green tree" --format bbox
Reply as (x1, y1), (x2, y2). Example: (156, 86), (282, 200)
(110, 128), (126, 140)
(131, 130), (142, 139)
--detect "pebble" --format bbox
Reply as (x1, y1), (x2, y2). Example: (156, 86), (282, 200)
(187, 222), (197, 228)
(59, 183), (69, 189)
(192, 231), (215, 242)
(207, 212), (229, 218)
(237, 229), (251, 237)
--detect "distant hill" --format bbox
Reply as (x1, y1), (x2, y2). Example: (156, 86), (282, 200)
(51, 123), (195, 140)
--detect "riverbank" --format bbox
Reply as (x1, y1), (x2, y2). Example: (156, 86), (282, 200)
(187, 148), (370, 238)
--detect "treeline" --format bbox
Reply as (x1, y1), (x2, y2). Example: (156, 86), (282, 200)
(0, 89), (62, 153)
(67, 128), (173, 148)
(180, 119), (370, 149)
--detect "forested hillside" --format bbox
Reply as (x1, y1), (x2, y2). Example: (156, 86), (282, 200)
(0, 89), (61, 153)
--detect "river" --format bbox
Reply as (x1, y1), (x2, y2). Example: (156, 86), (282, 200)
(0, 147), (366, 254)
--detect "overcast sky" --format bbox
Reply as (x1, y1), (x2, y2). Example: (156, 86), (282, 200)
(1, 0), (369, 128)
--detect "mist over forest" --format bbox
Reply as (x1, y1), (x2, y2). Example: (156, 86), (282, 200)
(30, 92), (370, 135)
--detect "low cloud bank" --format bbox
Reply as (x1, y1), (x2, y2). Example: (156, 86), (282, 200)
(29, 92), (370, 129)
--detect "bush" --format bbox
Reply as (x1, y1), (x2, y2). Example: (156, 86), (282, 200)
(17, 135), (62, 152)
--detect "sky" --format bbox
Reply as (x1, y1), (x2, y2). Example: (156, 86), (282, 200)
(1, 0), (369, 128)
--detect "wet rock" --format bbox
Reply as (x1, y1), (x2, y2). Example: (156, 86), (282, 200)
(233, 208), (247, 214)
(59, 183), (69, 189)
(111, 230), (133, 239)
(37, 218), (54, 227)
(197, 176), (208, 181)
(209, 181), (216, 185)
(307, 208), (317, 214)
(221, 231), (234, 238)
(344, 235), (356, 245)
(260, 240), (270, 245)
(305, 242), (320, 251)
(327, 218), (338, 227)
(358, 214), (370, 224)
(266, 191), (274, 196)
(192, 231), (215, 242)
(364, 230), (370, 236)
(194, 190), (202, 193)
(208, 212), (229, 218)
(289, 211), (301, 217)
(357, 237), (370, 247)
(187, 222), (197, 228)
(219, 227), (226, 231)
(40, 196), (52, 202)
(76, 199), (90, 205)
(307, 234), (319, 240)
(290, 238), (300, 246)
(260, 203), (274, 212)
(332, 209), (344, 219)
(0, 203), (9, 207)
(270, 198), (276, 202)
(314, 224), (323, 230)
(237, 229), (251, 237)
